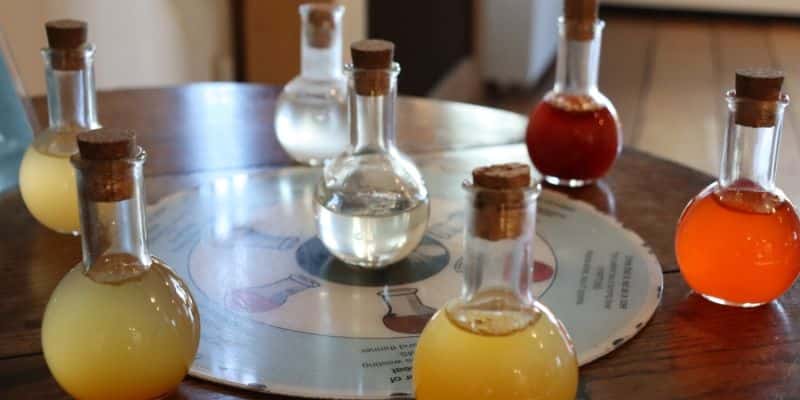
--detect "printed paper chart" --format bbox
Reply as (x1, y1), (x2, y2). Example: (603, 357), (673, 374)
(148, 156), (662, 399)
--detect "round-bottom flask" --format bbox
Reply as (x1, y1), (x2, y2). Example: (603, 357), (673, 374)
(676, 69), (800, 307)
(41, 129), (200, 400)
(275, 78), (347, 166)
(677, 183), (800, 307)
(315, 40), (429, 268)
(21, 21), (101, 234)
(415, 299), (578, 400)
(42, 259), (200, 400)
(19, 132), (81, 234)
(525, 10), (622, 187)
(527, 92), (620, 187)
(414, 164), (578, 400)
(275, 4), (348, 166)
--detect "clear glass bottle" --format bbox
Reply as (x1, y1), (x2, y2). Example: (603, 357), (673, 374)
(19, 20), (100, 234)
(275, 3), (348, 166)
(315, 39), (430, 268)
(42, 129), (200, 400)
(525, 0), (621, 187)
(414, 163), (578, 400)
(676, 69), (800, 307)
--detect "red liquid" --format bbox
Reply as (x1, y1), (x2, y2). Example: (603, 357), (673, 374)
(676, 185), (800, 305)
(526, 95), (620, 183)
(383, 313), (434, 334)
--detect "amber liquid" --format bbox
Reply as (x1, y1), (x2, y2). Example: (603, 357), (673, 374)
(42, 258), (201, 400)
(675, 184), (800, 306)
(526, 94), (620, 184)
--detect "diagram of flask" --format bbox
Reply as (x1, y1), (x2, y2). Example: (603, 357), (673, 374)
(378, 288), (436, 335)
(226, 274), (320, 313)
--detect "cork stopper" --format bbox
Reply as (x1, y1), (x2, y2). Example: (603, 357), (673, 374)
(735, 68), (784, 127)
(46, 19), (87, 49)
(351, 39), (395, 96)
(75, 128), (139, 202)
(564, 0), (598, 41)
(305, 4), (338, 49)
(45, 19), (89, 70)
(471, 163), (532, 241)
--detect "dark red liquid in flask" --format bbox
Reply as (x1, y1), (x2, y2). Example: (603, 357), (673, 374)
(527, 95), (619, 183)
(526, 10), (620, 187)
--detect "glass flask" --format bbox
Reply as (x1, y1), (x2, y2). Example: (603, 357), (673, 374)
(378, 287), (436, 334)
(275, 3), (348, 166)
(526, 0), (621, 187)
(42, 129), (200, 400)
(676, 69), (800, 307)
(315, 39), (430, 268)
(19, 20), (100, 234)
(414, 163), (578, 400)
(226, 274), (320, 313)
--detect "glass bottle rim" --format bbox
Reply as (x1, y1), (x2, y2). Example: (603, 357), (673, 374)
(70, 147), (147, 170)
(557, 18), (606, 33)
(344, 62), (401, 75)
(461, 179), (542, 199)
(40, 43), (96, 61)
(725, 89), (790, 109)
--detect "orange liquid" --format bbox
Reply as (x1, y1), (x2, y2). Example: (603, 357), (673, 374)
(526, 94), (620, 182)
(675, 184), (800, 305)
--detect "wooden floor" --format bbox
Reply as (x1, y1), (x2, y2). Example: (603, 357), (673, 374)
(431, 9), (800, 202)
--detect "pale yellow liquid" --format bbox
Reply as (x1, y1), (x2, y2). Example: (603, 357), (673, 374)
(42, 259), (201, 400)
(414, 300), (578, 400)
(19, 140), (80, 234)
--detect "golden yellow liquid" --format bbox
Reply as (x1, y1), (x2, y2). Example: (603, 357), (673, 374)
(42, 259), (201, 400)
(19, 137), (80, 234)
(413, 301), (578, 400)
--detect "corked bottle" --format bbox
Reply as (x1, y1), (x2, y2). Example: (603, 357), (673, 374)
(315, 39), (430, 269)
(525, 0), (621, 187)
(676, 68), (800, 307)
(41, 128), (200, 400)
(414, 163), (578, 400)
(19, 19), (101, 235)
(275, 3), (348, 166)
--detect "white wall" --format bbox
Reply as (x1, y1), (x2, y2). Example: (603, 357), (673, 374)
(0, 0), (233, 96)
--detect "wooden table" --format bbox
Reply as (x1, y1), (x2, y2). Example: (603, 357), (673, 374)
(2, 83), (798, 400)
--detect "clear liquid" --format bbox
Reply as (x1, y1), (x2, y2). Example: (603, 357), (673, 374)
(42, 258), (200, 400)
(275, 77), (348, 166)
(414, 300), (578, 400)
(19, 144), (79, 234)
(315, 191), (430, 268)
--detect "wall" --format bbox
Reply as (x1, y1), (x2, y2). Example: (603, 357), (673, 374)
(0, 0), (233, 96)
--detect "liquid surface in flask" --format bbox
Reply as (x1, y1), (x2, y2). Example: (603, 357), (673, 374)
(19, 132), (80, 234)
(414, 296), (578, 400)
(42, 257), (200, 400)
(527, 94), (620, 184)
(676, 184), (800, 306)
(316, 189), (429, 267)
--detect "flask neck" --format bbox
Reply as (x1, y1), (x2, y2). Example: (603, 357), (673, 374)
(42, 45), (100, 132)
(458, 183), (542, 307)
(73, 150), (151, 282)
(554, 19), (603, 96)
(300, 5), (344, 81)
(719, 91), (788, 192)
(347, 65), (399, 154)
